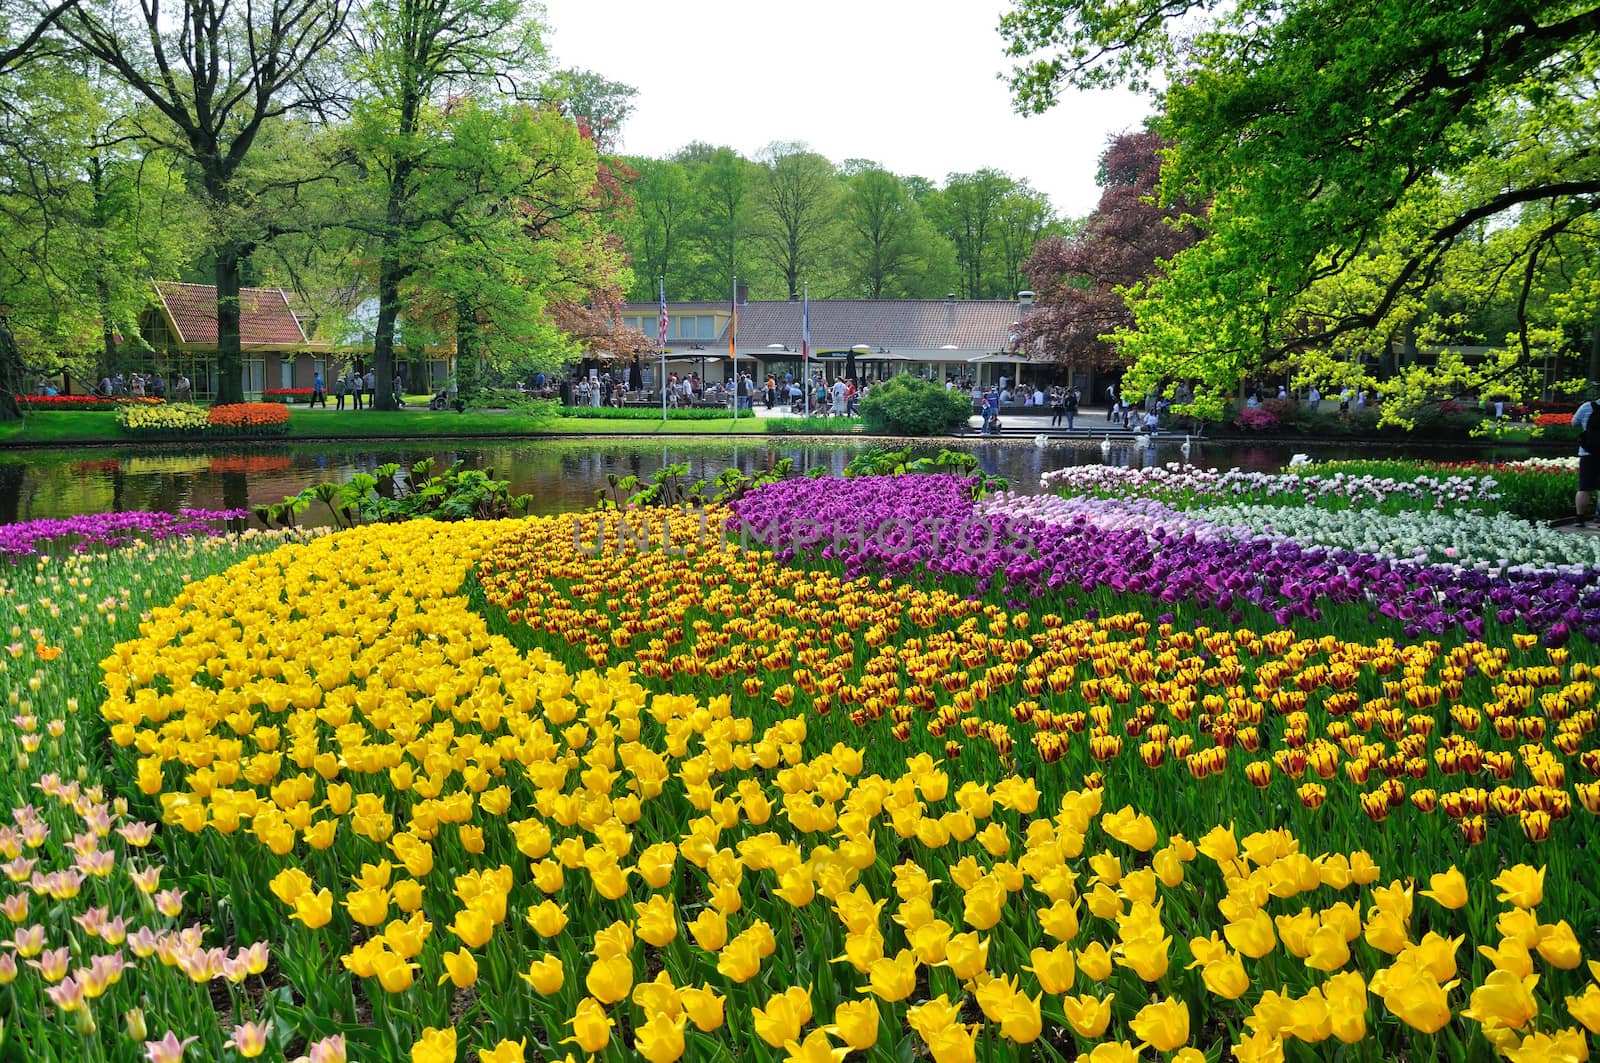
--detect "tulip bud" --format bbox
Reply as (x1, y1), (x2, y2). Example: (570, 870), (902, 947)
(125, 1008), (147, 1041)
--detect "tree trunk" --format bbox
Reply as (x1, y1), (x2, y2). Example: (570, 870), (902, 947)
(214, 245), (246, 405)
(455, 292), (479, 404)
(0, 315), (23, 421)
(1588, 309), (1599, 388)
(371, 159), (413, 413)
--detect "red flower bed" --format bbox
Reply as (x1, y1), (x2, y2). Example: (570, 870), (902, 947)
(208, 455), (293, 474)
(261, 387), (315, 403)
(207, 403), (291, 433)
(22, 394), (161, 411)
(1534, 412), (1577, 427)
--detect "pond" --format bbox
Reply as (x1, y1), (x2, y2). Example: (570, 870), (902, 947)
(0, 436), (1550, 525)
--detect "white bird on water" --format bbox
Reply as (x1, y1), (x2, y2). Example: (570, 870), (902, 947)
(1034, 434), (1050, 448)
(1133, 433), (1151, 448)
(1180, 434), (1192, 459)
(1289, 453), (1312, 467)
(1100, 435), (1112, 455)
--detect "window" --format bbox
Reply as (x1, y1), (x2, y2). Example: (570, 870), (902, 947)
(672, 315), (715, 340)
(280, 356), (295, 390)
(243, 355), (266, 397)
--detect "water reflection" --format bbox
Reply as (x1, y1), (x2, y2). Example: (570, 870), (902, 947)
(2, 436), (1540, 525)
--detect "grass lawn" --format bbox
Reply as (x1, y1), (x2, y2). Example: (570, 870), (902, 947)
(0, 407), (774, 445)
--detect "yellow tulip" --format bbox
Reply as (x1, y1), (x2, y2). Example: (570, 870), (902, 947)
(825, 998), (878, 1051)
(753, 986), (814, 1047)
(525, 900), (568, 938)
(1061, 992), (1113, 1038)
(867, 951), (917, 1001)
(411, 1026), (456, 1063)
(478, 1040), (524, 1063)
(564, 998), (612, 1054)
(448, 906), (494, 949)
(679, 985), (727, 1032)
(1421, 866), (1468, 909)
(1130, 996), (1190, 1052)
(943, 932), (989, 981)
(1324, 971), (1367, 1043)
(781, 1029), (848, 1063)
(437, 948), (477, 989)
(1027, 943), (1075, 994)
(1492, 865), (1544, 909)
(1201, 954), (1251, 1000)
(371, 950), (416, 994)
(1463, 969), (1540, 1032)
(634, 895), (678, 948)
(688, 908), (727, 951)
(1076, 941), (1113, 981)
(519, 955), (563, 995)
(291, 889), (333, 929)
(633, 1012), (686, 1063)
(584, 954), (634, 1005)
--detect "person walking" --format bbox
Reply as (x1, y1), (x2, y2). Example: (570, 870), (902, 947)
(1049, 387), (1065, 428)
(1105, 382), (1119, 421)
(311, 370), (326, 408)
(1063, 387), (1079, 430)
(1574, 396), (1599, 526)
(334, 372), (347, 411)
(350, 370), (364, 411)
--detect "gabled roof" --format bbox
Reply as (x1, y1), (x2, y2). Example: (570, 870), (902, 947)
(153, 281), (308, 348)
(637, 299), (1024, 352)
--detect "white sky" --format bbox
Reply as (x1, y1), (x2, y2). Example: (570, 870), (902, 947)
(541, 0), (1152, 219)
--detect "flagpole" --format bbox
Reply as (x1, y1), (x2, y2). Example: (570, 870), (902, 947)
(730, 274), (738, 421)
(802, 282), (810, 418)
(659, 277), (667, 423)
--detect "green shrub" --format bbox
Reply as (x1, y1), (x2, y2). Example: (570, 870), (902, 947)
(859, 376), (970, 436)
(556, 406), (731, 421)
(767, 416), (861, 435)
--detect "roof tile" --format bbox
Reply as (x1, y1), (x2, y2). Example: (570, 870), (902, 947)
(154, 281), (307, 347)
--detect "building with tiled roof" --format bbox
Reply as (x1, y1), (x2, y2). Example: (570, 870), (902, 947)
(152, 282), (309, 348)
(616, 295), (1052, 389)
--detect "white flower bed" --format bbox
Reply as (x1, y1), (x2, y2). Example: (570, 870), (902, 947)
(1190, 503), (1600, 568)
(1038, 463), (1498, 510)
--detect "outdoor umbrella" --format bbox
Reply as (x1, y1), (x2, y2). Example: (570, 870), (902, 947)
(629, 358), (643, 391)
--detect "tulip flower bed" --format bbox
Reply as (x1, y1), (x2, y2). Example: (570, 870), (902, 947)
(0, 508), (249, 560)
(66, 517), (1600, 1063)
(0, 530), (332, 1062)
(116, 401), (292, 439)
(22, 394), (163, 411)
(1039, 464), (1500, 515)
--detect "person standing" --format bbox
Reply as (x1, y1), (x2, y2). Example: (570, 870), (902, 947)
(334, 371), (347, 410)
(351, 370), (364, 410)
(1064, 387), (1079, 430)
(364, 367), (377, 407)
(1575, 396), (1599, 526)
(1105, 382), (1119, 421)
(1307, 384), (1321, 412)
(312, 370), (326, 408)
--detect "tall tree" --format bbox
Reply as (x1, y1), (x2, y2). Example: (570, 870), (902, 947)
(842, 166), (913, 299)
(1001, 0), (1600, 408)
(623, 157), (691, 300)
(993, 180), (1057, 301)
(681, 144), (748, 300)
(545, 66), (635, 153)
(932, 169), (1012, 299)
(752, 141), (836, 301)
(1021, 131), (1197, 371)
(62, 0), (349, 403)
(349, 0), (543, 409)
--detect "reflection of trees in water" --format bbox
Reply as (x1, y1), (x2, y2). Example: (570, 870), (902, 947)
(2, 439), (1536, 523)
(0, 463), (22, 525)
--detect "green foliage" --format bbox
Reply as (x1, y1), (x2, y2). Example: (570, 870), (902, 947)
(557, 406), (731, 421)
(859, 375), (972, 436)
(620, 458), (795, 509)
(765, 416), (863, 435)
(254, 458), (531, 529)
(1003, 0), (1600, 416)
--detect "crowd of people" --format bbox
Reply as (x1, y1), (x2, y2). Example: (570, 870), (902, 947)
(83, 371), (189, 401)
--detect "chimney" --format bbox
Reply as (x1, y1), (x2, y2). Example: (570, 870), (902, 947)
(1017, 290), (1034, 309)
(737, 283), (749, 306)
(945, 293), (956, 305)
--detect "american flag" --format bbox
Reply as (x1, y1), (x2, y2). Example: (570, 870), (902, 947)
(657, 280), (668, 350)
